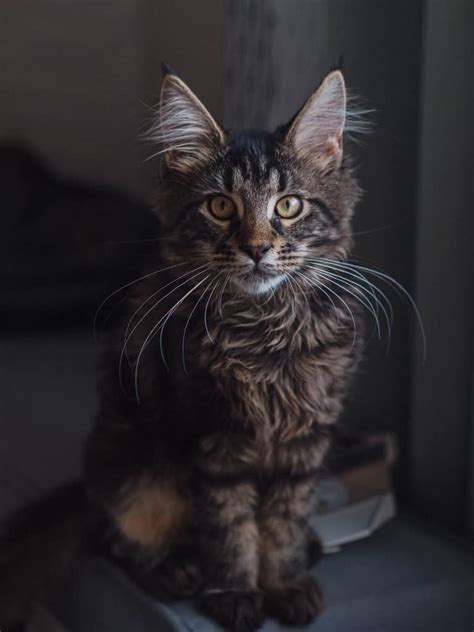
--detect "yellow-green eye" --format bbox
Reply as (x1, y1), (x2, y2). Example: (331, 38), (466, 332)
(275, 195), (303, 219)
(208, 195), (237, 220)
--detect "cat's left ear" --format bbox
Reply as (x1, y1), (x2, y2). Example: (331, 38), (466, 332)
(285, 70), (346, 172)
(153, 65), (225, 175)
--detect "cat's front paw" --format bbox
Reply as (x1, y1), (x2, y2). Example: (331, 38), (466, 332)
(264, 575), (323, 626)
(128, 548), (202, 600)
(152, 557), (202, 598)
(199, 589), (264, 632)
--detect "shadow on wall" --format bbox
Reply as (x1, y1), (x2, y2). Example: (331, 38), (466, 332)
(0, 142), (157, 330)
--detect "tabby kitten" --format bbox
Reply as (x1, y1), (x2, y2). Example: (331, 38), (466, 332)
(0, 66), (365, 632)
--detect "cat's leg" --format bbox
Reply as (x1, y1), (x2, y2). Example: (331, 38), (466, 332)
(84, 408), (190, 581)
(303, 519), (324, 568)
(196, 479), (263, 632)
(258, 477), (324, 626)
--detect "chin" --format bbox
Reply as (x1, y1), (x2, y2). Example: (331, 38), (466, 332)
(232, 272), (286, 296)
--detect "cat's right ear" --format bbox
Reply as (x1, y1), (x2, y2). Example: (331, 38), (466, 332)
(152, 65), (225, 175)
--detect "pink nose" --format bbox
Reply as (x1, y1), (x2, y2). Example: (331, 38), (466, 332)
(240, 242), (272, 263)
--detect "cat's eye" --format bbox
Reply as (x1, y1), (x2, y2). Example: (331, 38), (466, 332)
(275, 195), (303, 219)
(208, 195), (237, 220)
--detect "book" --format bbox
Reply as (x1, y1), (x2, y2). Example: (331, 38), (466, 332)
(311, 432), (398, 551)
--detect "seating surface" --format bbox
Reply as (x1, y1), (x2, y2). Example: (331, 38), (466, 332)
(58, 516), (474, 632)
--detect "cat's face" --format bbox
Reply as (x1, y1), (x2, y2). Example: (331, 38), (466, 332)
(153, 68), (360, 296)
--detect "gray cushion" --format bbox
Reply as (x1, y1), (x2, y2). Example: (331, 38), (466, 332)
(58, 516), (474, 632)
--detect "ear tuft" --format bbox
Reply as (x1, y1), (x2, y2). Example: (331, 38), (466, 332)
(286, 70), (346, 172)
(148, 72), (225, 175)
(161, 62), (177, 78)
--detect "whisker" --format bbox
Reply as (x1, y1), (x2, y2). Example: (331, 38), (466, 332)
(296, 270), (358, 348)
(307, 258), (394, 325)
(289, 272), (309, 319)
(325, 259), (426, 360)
(100, 295), (129, 332)
(307, 258), (395, 347)
(309, 266), (381, 341)
(218, 273), (232, 318)
(282, 274), (297, 319)
(119, 265), (211, 391)
(307, 264), (383, 340)
(93, 261), (187, 339)
(144, 143), (201, 162)
(203, 276), (222, 344)
(158, 275), (211, 374)
(294, 270), (341, 325)
(351, 221), (401, 237)
(268, 282), (276, 305)
(288, 271), (310, 312)
(134, 275), (210, 402)
(124, 263), (210, 355)
(181, 277), (215, 374)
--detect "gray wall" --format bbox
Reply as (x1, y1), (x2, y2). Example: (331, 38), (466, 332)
(139, 0), (226, 192)
(411, 0), (474, 532)
(1, 0), (144, 196)
(0, 0), (228, 200)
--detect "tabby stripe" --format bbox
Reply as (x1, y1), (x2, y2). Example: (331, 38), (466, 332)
(258, 469), (319, 490)
(197, 468), (256, 488)
(196, 466), (319, 489)
(202, 513), (254, 530)
(223, 164), (234, 192)
(277, 169), (287, 192)
(307, 198), (337, 226)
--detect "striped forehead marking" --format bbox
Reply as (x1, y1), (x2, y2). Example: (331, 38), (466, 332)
(225, 161), (285, 193)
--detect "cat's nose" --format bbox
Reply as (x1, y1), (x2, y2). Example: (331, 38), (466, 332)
(240, 242), (272, 263)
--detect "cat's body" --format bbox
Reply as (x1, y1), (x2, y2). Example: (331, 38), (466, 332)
(0, 67), (365, 631)
(85, 264), (360, 629)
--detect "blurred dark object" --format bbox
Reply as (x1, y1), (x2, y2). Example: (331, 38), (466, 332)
(313, 432), (398, 550)
(1, 143), (157, 330)
(325, 432), (397, 475)
(324, 432), (397, 507)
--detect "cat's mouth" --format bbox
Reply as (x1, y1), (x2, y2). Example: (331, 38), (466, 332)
(242, 266), (269, 279)
(233, 266), (285, 295)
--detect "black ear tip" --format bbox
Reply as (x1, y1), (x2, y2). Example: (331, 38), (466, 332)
(161, 62), (177, 78)
(328, 56), (344, 75)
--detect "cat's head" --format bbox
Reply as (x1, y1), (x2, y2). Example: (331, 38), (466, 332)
(150, 65), (362, 296)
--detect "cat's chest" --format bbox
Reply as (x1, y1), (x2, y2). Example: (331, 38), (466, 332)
(201, 306), (336, 438)
(203, 305), (306, 383)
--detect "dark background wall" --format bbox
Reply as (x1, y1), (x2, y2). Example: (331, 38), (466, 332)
(1, 0), (145, 196)
(411, 0), (474, 533)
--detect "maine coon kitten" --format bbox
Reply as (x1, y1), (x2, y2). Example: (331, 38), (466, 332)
(0, 66), (366, 632)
